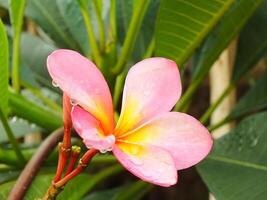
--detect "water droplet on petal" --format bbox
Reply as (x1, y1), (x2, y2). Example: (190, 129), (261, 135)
(52, 80), (59, 87)
(70, 99), (78, 106)
(100, 149), (108, 153)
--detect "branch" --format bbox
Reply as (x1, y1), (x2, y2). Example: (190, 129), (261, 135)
(7, 127), (64, 200)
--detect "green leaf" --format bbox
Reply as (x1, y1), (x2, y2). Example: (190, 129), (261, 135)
(228, 71), (267, 120)
(113, 181), (152, 200)
(231, 0), (267, 81)
(132, 1), (159, 61)
(0, 19), (9, 115)
(57, 165), (123, 200)
(116, 0), (133, 45)
(84, 186), (126, 200)
(9, 90), (62, 131)
(20, 32), (56, 88)
(192, 0), (262, 80)
(0, 165), (123, 199)
(0, 170), (20, 184)
(25, 0), (81, 51)
(0, 180), (15, 199)
(155, 0), (235, 66)
(116, 0), (159, 61)
(56, 0), (90, 55)
(0, 117), (40, 143)
(9, 0), (26, 92)
(198, 111), (267, 200)
(84, 181), (151, 200)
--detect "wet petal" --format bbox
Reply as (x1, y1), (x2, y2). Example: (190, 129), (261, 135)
(120, 112), (213, 170)
(115, 58), (181, 136)
(47, 49), (114, 133)
(71, 106), (115, 152)
(113, 142), (177, 187)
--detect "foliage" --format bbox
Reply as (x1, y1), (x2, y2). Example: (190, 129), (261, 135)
(0, 0), (267, 199)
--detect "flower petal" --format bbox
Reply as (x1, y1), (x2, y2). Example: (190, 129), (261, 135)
(47, 49), (114, 133)
(115, 58), (181, 136)
(120, 112), (213, 170)
(71, 106), (115, 152)
(113, 142), (177, 186)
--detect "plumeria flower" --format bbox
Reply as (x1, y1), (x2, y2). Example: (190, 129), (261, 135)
(47, 49), (213, 187)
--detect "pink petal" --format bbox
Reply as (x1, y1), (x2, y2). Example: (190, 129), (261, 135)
(71, 106), (115, 152)
(47, 49), (114, 133)
(120, 112), (213, 170)
(115, 58), (181, 136)
(113, 142), (177, 186)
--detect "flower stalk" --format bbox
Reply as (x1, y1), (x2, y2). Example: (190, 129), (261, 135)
(65, 146), (81, 175)
(43, 148), (98, 200)
(53, 94), (72, 182)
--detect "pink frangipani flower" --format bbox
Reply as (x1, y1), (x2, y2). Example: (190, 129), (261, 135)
(47, 49), (213, 187)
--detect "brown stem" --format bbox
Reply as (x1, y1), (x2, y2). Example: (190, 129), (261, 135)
(7, 127), (64, 200)
(43, 149), (98, 200)
(53, 94), (72, 182)
(62, 94), (72, 148)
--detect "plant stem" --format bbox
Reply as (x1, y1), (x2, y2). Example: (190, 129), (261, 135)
(174, 75), (203, 111)
(43, 149), (98, 200)
(78, 0), (102, 65)
(65, 146), (81, 175)
(109, 0), (117, 40)
(113, 71), (126, 109)
(0, 108), (25, 164)
(56, 149), (98, 187)
(7, 128), (63, 200)
(200, 83), (234, 124)
(208, 117), (230, 132)
(11, 33), (21, 93)
(93, 0), (105, 52)
(143, 36), (155, 59)
(10, 0), (26, 93)
(111, 0), (150, 75)
(54, 94), (72, 182)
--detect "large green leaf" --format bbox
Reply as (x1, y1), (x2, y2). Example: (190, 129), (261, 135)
(198, 111), (267, 200)
(56, 0), (89, 55)
(116, 0), (159, 61)
(84, 186), (126, 200)
(192, 0), (262, 79)
(20, 32), (56, 88)
(116, 0), (133, 45)
(0, 19), (9, 115)
(0, 165), (123, 199)
(57, 165), (123, 200)
(228, 71), (267, 120)
(9, 91), (62, 131)
(84, 181), (151, 200)
(0, 117), (40, 143)
(155, 0), (235, 66)
(231, 0), (267, 81)
(113, 181), (151, 200)
(25, 0), (81, 51)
